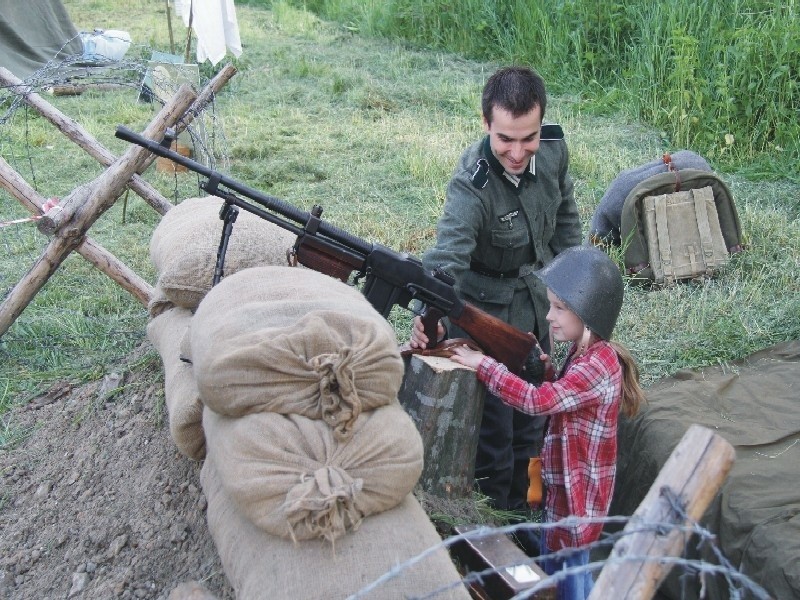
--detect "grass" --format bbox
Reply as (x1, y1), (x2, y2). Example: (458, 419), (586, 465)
(1, 0), (798, 450)
(286, 0), (800, 181)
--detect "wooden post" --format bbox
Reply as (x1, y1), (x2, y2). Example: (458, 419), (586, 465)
(0, 64), (238, 216)
(588, 424), (736, 600)
(0, 85), (198, 337)
(0, 156), (153, 306)
(0, 67), (173, 215)
(398, 354), (484, 499)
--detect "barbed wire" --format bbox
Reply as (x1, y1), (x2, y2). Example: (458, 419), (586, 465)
(346, 508), (772, 600)
(0, 32), (231, 179)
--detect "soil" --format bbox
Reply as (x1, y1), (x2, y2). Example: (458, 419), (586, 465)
(0, 343), (235, 600)
(0, 343), (486, 600)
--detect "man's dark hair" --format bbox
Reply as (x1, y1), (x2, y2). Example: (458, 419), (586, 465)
(481, 66), (547, 124)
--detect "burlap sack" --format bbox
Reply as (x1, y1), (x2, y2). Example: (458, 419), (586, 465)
(150, 196), (297, 310)
(147, 280), (174, 318)
(203, 403), (423, 543)
(190, 267), (404, 440)
(146, 307), (205, 460)
(200, 456), (471, 600)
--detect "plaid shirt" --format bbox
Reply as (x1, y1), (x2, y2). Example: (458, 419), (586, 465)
(476, 341), (622, 550)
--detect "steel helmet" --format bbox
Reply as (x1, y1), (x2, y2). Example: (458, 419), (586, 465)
(535, 245), (624, 340)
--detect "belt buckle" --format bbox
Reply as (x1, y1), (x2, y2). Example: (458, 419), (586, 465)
(518, 264), (536, 278)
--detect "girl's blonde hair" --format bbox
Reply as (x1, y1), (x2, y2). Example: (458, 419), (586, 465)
(608, 341), (646, 418)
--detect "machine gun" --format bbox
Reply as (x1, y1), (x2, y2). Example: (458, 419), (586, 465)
(116, 126), (536, 374)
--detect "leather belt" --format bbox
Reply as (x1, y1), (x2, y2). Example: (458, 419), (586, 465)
(470, 260), (537, 279)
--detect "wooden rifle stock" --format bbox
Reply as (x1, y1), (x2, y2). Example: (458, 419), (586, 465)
(291, 234), (366, 283)
(449, 304), (536, 375)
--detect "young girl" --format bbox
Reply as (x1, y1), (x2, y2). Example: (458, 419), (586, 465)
(448, 245), (645, 600)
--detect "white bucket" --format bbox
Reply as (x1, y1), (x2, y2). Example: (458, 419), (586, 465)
(80, 29), (132, 62)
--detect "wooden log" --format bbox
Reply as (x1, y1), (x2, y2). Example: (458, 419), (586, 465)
(0, 155), (153, 306)
(46, 83), (129, 96)
(0, 85), (197, 337)
(0, 66), (173, 215)
(398, 354), (484, 498)
(588, 424), (736, 600)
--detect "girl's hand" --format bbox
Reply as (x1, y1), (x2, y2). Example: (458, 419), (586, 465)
(449, 344), (485, 370)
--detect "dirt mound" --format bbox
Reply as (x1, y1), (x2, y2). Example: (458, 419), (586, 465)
(0, 344), (233, 600)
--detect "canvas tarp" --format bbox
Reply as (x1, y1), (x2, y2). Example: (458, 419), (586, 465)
(0, 0), (83, 79)
(610, 341), (800, 599)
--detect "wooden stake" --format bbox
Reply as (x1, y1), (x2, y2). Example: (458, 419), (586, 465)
(0, 156), (153, 307)
(588, 424), (735, 600)
(0, 85), (198, 337)
(0, 67), (173, 215)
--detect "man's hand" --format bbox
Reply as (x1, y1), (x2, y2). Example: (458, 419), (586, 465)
(409, 315), (445, 350)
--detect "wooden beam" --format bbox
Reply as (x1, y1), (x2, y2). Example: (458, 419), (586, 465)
(0, 67), (173, 215)
(588, 424), (735, 600)
(0, 85), (197, 337)
(0, 155), (153, 306)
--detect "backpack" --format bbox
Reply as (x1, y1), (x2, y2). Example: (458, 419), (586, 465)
(619, 166), (743, 285)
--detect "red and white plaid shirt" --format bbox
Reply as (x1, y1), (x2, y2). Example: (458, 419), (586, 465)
(476, 340), (622, 551)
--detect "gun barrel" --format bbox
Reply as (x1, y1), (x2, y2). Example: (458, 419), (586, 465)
(115, 125), (373, 256)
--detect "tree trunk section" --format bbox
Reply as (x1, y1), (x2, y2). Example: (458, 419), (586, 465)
(398, 354), (484, 499)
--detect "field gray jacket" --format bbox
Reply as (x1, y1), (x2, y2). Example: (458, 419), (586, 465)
(423, 127), (581, 336)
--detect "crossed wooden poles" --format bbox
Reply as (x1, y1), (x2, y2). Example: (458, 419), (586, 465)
(0, 65), (236, 337)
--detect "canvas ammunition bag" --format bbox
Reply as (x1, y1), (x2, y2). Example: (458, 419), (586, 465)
(620, 168), (743, 285)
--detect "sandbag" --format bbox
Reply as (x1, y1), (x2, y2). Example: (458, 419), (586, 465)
(149, 196), (297, 311)
(200, 457), (471, 600)
(190, 267), (404, 440)
(146, 307), (205, 460)
(202, 403), (423, 543)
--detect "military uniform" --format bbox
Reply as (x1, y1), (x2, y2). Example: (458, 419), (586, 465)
(423, 125), (581, 511)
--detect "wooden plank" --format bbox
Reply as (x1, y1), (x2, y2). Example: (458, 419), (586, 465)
(451, 525), (555, 600)
(588, 424), (735, 600)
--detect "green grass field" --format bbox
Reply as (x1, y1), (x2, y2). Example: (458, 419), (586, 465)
(1, 0), (798, 445)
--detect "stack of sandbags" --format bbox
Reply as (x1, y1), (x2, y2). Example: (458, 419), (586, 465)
(192, 267), (470, 598)
(146, 307), (205, 460)
(146, 196), (298, 459)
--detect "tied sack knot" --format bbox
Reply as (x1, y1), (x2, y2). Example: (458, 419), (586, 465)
(311, 348), (360, 441)
(281, 466), (364, 544)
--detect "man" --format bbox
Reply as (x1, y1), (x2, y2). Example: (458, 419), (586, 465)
(411, 66), (581, 513)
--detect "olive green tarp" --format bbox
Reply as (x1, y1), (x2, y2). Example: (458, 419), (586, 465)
(0, 0), (83, 79)
(610, 341), (800, 599)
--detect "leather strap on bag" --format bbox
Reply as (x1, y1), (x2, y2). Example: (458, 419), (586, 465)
(693, 188), (716, 260)
(663, 152), (682, 192)
(654, 196), (674, 282)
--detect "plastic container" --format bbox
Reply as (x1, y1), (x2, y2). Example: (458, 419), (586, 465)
(80, 29), (132, 62)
